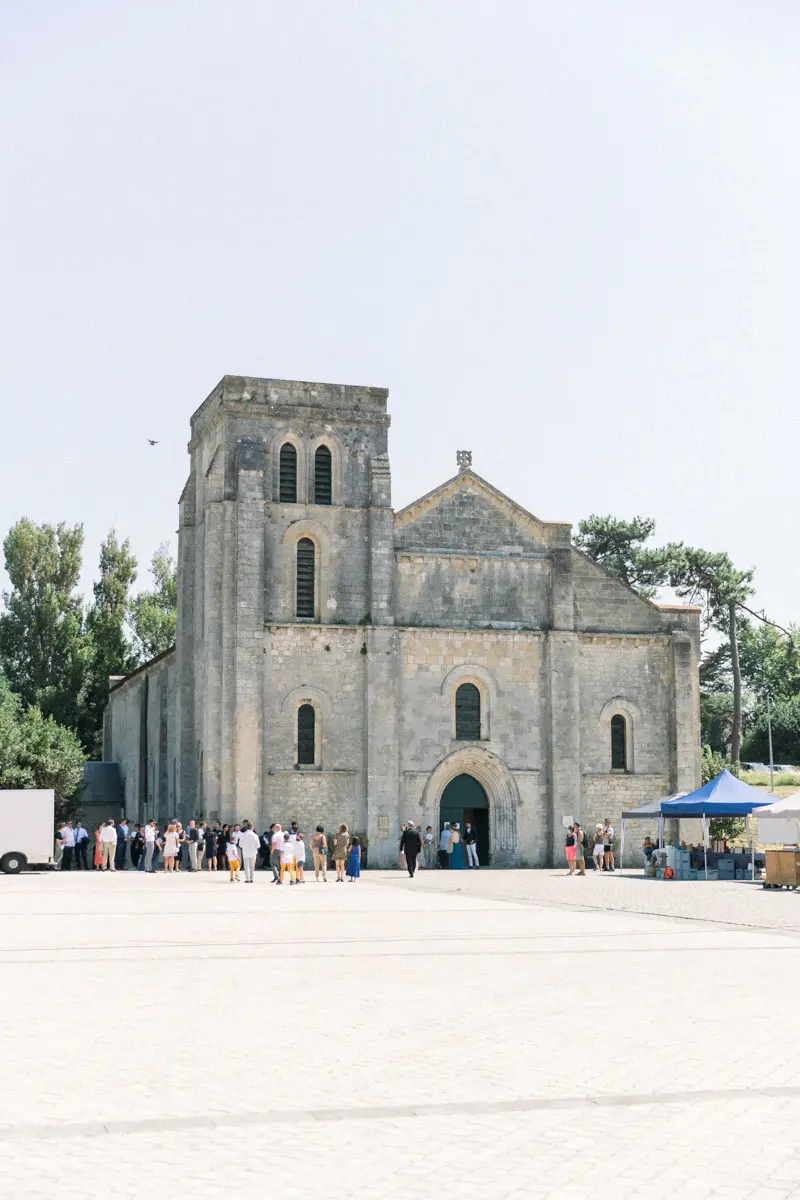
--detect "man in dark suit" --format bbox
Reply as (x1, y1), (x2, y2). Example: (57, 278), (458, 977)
(400, 822), (422, 878)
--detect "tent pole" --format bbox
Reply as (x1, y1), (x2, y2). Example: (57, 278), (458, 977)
(704, 813), (708, 881)
(751, 814), (756, 885)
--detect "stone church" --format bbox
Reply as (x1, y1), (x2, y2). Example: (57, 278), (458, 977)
(104, 375), (701, 866)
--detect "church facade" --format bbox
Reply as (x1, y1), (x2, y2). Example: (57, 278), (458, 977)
(104, 375), (701, 866)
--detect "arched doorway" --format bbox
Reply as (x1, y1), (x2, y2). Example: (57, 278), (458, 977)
(440, 774), (490, 865)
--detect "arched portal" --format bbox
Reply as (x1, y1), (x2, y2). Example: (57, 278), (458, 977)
(440, 774), (489, 865)
(422, 746), (519, 866)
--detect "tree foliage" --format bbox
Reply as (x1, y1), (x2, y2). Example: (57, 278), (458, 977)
(701, 744), (738, 785)
(737, 623), (800, 702)
(0, 520), (177, 761)
(0, 519), (87, 729)
(128, 544), (177, 661)
(0, 674), (85, 817)
(575, 515), (757, 763)
(700, 692), (734, 755)
(573, 515), (674, 598)
(81, 531), (138, 757)
(667, 547), (754, 763)
(742, 695), (800, 764)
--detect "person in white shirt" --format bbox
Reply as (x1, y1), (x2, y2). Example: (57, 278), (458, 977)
(294, 832), (307, 883)
(58, 822), (76, 871)
(99, 821), (118, 872)
(603, 819), (616, 872)
(279, 833), (296, 885)
(143, 821), (157, 872)
(73, 821), (90, 870)
(270, 824), (283, 883)
(226, 837), (241, 882)
(238, 824), (261, 883)
(163, 824), (179, 873)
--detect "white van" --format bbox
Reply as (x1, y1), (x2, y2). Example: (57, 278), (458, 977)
(0, 790), (55, 873)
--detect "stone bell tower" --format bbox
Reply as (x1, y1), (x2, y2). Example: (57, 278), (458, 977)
(175, 375), (392, 822)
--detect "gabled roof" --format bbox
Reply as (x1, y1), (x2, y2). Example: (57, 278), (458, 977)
(395, 469), (571, 544)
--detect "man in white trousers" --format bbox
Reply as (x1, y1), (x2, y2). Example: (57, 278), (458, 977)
(143, 820), (157, 872)
(238, 824), (261, 883)
(464, 822), (480, 869)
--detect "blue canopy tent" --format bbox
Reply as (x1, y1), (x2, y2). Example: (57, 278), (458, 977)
(660, 770), (775, 879)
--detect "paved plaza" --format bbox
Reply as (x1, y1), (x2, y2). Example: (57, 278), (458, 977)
(2, 867), (800, 1199)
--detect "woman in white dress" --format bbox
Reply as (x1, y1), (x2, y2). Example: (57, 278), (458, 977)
(163, 823), (179, 873)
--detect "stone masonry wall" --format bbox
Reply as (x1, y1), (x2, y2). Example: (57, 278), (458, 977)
(572, 551), (669, 634)
(105, 674), (145, 819)
(261, 624), (367, 836)
(578, 635), (673, 776)
(105, 651), (176, 825)
(394, 554), (550, 629)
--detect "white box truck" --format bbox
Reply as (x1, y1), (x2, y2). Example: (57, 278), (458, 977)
(0, 790), (55, 873)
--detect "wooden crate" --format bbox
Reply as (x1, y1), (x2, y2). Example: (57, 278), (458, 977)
(765, 849), (800, 888)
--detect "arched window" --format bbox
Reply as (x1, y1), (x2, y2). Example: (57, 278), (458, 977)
(297, 703), (315, 765)
(611, 714), (627, 771)
(296, 538), (315, 618)
(279, 443), (297, 503)
(455, 683), (481, 740)
(314, 445), (332, 505)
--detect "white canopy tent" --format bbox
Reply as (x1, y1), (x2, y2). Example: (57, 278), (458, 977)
(619, 793), (687, 859)
(754, 792), (800, 846)
(755, 793), (800, 817)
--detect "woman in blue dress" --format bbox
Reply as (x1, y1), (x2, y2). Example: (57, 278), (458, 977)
(449, 823), (465, 869)
(345, 836), (361, 881)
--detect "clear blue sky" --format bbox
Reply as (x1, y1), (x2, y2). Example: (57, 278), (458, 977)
(1, 1), (797, 624)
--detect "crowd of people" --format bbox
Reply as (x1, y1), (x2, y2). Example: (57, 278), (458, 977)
(53, 817), (365, 882)
(563, 819), (616, 875)
(54, 814), (621, 877)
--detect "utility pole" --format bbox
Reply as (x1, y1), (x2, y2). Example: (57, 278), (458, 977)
(766, 690), (775, 793)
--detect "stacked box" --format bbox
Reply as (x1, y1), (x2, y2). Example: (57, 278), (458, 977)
(689, 870), (698, 880)
(735, 870), (745, 880)
(707, 870), (719, 880)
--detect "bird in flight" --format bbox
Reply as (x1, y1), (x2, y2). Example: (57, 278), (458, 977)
(147, 439), (160, 446)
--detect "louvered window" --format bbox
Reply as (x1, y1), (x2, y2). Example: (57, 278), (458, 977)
(611, 714), (627, 770)
(296, 538), (315, 618)
(455, 683), (481, 740)
(314, 445), (332, 505)
(279, 443), (297, 503)
(297, 704), (315, 765)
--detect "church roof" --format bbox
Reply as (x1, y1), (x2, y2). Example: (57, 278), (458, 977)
(395, 468), (572, 545)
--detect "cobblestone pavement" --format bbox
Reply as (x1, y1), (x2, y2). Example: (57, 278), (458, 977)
(2, 867), (800, 1199)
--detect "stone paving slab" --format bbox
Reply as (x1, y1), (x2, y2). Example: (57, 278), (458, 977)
(1, 868), (799, 1198)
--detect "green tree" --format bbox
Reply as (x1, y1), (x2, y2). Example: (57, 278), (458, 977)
(737, 622), (800, 702)
(0, 519), (87, 729)
(0, 675), (85, 819)
(700, 692), (734, 755)
(700, 744), (739, 785)
(573, 515), (673, 598)
(668, 548), (755, 764)
(128, 544), (177, 660)
(742, 695), (800, 764)
(80, 531), (138, 757)
(575, 515), (758, 765)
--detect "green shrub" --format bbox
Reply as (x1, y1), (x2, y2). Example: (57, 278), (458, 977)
(700, 745), (739, 785)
